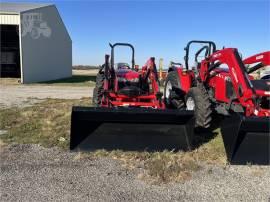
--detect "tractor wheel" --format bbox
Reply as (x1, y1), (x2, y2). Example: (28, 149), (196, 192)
(92, 72), (105, 106)
(164, 71), (185, 109)
(186, 84), (212, 128)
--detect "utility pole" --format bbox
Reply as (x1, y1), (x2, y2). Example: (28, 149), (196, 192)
(159, 58), (163, 82)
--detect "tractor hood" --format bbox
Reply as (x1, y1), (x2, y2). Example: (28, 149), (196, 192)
(116, 69), (140, 81)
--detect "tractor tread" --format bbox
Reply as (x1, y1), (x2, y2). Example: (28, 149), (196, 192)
(164, 71), (185, 109)
(186, 84), (212, 128)
(92, 71), (105, 106)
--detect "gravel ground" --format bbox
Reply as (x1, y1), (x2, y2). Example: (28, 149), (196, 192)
(1, 144), (269, 202)
(1, 83), (270, 201)
(0, 85), (93, 108)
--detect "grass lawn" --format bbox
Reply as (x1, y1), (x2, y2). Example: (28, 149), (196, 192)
(0, 69), (98, 87)
(0, 99), (90, 149)
(0, 98), (226, 183)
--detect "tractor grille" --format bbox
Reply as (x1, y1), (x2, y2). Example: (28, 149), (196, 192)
(118, 78), (140, 89)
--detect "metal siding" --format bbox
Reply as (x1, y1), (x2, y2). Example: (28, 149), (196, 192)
(21, 6), (72, 83)
(18, 16), (24, 83)
(0, 14), (20, 25)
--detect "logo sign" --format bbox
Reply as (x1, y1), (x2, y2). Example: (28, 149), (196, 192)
(256, 55), (264, 60)
(21, 13), (51, 39)
(213, 53), (221, 58)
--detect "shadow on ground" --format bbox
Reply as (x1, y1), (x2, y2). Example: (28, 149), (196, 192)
(39, 75), (96, 85)
(193, 115), (223, 149)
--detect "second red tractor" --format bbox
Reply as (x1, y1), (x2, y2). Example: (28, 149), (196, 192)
(164, 40), (270, 128)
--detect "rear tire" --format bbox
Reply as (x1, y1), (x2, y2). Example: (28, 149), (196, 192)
(92, 72), (105, 106)
(164, 71), (185, 109)
(186, 84), (212, 128)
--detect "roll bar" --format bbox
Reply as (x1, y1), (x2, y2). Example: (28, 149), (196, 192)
(184, 40), (217, 70)
(195, 46), (209, 63)
(109, 43), (135, 70)
(170, 61), (182, 66)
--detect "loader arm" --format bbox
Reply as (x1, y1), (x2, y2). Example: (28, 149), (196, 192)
(142, 57), (160, 94)
(243, 51), (270, 74)
(200, 48), (256, 115)
(243, 51), (270, 66)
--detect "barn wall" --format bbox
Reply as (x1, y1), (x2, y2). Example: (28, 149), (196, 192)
(20, 5), (72, 83)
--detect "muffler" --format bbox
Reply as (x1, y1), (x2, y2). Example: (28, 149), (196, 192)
(70, 107), (194, 151)
(221, 114), (270, 165)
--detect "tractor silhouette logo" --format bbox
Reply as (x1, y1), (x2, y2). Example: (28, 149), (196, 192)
(21, 13), (51, 39)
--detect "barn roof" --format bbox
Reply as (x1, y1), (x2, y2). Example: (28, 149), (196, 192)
(0, 2), (53, 13)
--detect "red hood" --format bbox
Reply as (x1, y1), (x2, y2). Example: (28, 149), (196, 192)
(116, 69), (140, 80)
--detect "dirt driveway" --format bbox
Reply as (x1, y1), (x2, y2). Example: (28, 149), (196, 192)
(0, 85), (93, 108)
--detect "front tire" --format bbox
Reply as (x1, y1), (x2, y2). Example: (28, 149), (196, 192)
(164, 71), (185, 109)
(92, 72), (105, 106)
(186, 84), (212, 128)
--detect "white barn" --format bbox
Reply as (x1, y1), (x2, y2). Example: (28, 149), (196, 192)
(0, 3), (72, 83)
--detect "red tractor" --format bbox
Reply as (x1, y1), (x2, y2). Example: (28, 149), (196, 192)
(70, 43), (194, 152)
(93, 43), (164, 109)
(164, 40), (269, 164)
(164, 41), (270, 127)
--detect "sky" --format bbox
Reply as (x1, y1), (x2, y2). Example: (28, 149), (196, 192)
(4, 0), (270, 66)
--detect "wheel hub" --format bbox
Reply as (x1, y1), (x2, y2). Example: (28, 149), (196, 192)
(186, 97), (195, 110)
(165, 81), (172, 99)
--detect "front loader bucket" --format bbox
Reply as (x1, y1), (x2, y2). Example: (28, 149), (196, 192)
(221, 114), (270, 165)
(70, 107), (194, 151)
